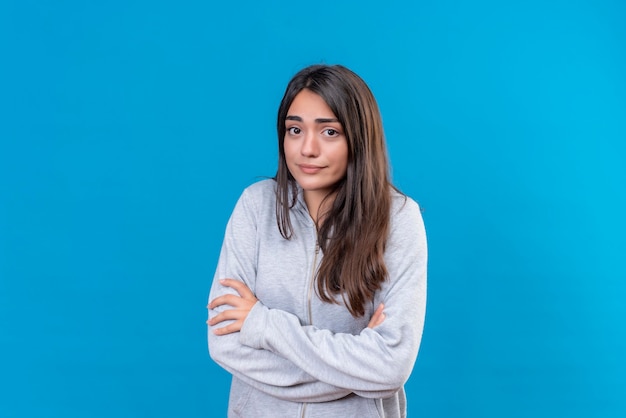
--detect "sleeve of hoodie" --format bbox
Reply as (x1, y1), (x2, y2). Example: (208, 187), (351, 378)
(239, 197), (427, 398)
(207, 187), (352, 402)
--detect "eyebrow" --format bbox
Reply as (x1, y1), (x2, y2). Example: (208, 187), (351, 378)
(285, 115), (340, 124)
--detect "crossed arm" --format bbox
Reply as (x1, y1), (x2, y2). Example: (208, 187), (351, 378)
(206, 279), (389, 401)
(206, 187), (426, 402)
(207, 279), (386, 334)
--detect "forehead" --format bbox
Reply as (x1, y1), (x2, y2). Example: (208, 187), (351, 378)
(287, 89), (337, 118)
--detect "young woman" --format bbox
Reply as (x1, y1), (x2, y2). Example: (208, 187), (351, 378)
(207, 64), (427, 417)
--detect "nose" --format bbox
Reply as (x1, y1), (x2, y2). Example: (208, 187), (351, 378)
(300, 131), (319, 157)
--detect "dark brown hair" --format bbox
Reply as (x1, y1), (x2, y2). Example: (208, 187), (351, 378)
(275, 64), (393, 317)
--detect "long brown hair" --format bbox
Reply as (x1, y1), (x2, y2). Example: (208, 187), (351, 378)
(275, 64), (393, 317)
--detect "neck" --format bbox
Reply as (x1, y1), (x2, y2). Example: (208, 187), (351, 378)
(303, 190), (334, 224)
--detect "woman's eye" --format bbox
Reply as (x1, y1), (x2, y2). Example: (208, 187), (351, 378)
(325, 129), (339, 136)
(287, 127), (301, 135)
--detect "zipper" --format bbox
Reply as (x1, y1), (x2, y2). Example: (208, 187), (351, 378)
(302, 240), (320, 417)
(307, 242), (320, 325)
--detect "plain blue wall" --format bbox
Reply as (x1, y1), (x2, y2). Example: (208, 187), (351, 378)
(1, 0), (625, 417)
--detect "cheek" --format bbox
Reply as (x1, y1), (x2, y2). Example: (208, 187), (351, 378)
(283, 142), (300, 174)
(335, 145), (349, 171)
(283, 139), (294, 161)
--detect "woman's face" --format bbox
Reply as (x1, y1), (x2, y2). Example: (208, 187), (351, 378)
(284, 89), (348, 208)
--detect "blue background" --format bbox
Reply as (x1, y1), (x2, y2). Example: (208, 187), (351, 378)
(1, 0), (625, 416)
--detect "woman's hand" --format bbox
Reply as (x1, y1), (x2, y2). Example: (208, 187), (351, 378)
(207, 279), (258, 336)
(368, 303), (385, 328)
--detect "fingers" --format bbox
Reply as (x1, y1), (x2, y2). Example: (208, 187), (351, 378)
(207, 278), (259, 336)
(210, 319), (244, 335)
(206, 309), (247, 335)
(367, 303), (385, 329)
(207, 309), (246, 325)
(207, 308), (250, 336)
(219, 278), (255, 299)
(208, 278), (258, 310)
(207, 279), (257, 310)
(209, 293), (246, 310)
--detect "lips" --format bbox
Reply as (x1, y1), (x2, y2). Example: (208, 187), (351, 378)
(298, 164), (324, 174)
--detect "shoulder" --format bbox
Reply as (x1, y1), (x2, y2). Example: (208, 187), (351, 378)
(388, 190), (426, 241)
(243, 178), (277, 195)
(227, 179), (277, 227)
(390, 189), (422, 221)
(384, 191), (427, 272)
(239, 179), (277, 205)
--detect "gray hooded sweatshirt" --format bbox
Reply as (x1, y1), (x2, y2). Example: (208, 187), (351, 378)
(208, 180), (427, 417)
